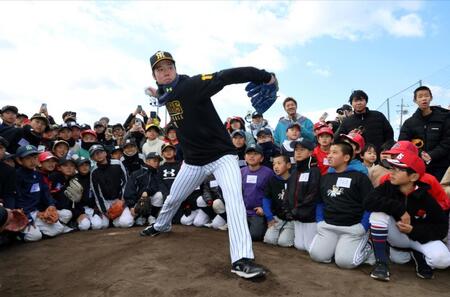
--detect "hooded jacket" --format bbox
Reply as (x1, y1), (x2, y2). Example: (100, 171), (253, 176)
(274, 113), (314, 145)
(399, 106), (450, 171)
(335, 107), (394, 152)
(364, 181), (448, 243)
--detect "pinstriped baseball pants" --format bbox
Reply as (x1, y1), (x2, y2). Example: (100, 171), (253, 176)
(154, 154), (254, 263)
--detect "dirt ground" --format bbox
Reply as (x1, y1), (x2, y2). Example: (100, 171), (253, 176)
(1, 225), (449, 297)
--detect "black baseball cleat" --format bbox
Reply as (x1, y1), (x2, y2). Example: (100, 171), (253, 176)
(411, 250), (434, 279)
(139, 224), (161, 237)
(231, 258), (266, 279)
(370, 261), (390, 281)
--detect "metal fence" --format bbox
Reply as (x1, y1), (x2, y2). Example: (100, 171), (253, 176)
(376, 65), (450, 137)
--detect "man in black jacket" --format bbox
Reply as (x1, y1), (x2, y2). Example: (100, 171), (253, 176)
(398, 86), (450, 181)
(365, 149), (450, 281)
(335, 90), (394, 153)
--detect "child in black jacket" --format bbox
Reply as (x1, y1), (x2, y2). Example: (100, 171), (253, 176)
(282, 138), (321, 251)
(365, 149), (450, 281)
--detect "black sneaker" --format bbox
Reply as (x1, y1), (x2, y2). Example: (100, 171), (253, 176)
(411, 250), (434, 279)
(139, 224), (161, 237)
(231, 258), (266, 279)
(370, 261), (390, 281)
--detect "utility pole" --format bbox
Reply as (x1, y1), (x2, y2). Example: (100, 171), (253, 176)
(397, 98), (409, 130)
(387, 98), (390, 122)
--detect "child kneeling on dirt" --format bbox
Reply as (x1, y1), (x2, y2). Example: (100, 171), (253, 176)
(124, 152), (164, 226)
(281, 138), (321, 251)
(89, 144), (133, 228)
(241, 144), (274, 241)
(49, 156), (89, 231)
(309, 141), (373, 268)
(262, 154), (293, 246)
(365, 150), (450, 281)
(15, 145), (66, 241)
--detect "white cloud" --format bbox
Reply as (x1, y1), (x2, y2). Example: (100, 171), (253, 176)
(0, 1), (428, 126)
(305, 61), (331, 77)
(429, 84), (450, 99)
(428, 85), (450, 109)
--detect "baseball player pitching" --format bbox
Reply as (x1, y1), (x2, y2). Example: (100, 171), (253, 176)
(141, 50), (278, 279)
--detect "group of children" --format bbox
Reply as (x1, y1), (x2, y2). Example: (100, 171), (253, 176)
(1, 105), (450, 283)
(229, 119), (450, 281)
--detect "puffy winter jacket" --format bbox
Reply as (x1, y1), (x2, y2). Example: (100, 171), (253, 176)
(335, 108), (394, 152)
(399, 106), (450, 174)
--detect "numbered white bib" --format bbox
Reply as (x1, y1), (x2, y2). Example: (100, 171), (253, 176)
(299, 173), (310, 182)
(336, 177), (352, 188)
(30, 183), (41, 193)
(246, 175), (258, 184)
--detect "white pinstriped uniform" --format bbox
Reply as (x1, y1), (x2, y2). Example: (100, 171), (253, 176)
(154, 154), (253, 263)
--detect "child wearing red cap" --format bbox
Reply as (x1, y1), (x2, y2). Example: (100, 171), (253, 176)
(365, 151), (450, 281)
(313, 126), (334, 175)
(339, 129), (368, 175)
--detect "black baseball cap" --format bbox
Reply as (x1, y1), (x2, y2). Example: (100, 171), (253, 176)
(245, 144), (264, 155)
(67, 121), (81, 129)
(89, 144), (106, 157)
(112, 123), (124, 131)
(58, 123), (71, 131)
(30, 113), (50, 127)
(150, 51), (176, 70)
(145, 152), (163, 161)
(231, 130), (245, 138)
(1, 105), (18, 114)
(75, 156), (91, 166)
(290, 137), (315, 151)
(93, 121), (104, 128)
(62, 111), (77, 122)
(121, 138), (137, 148)
(256, 128), (272, 137)
(336, 104), (353, 114)
(161, 143), (176, 152)
(252, 111), (263, 118)
(58, 156), (76, 166)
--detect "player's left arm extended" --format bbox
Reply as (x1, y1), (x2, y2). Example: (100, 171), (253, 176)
(195, 67), (273, 98)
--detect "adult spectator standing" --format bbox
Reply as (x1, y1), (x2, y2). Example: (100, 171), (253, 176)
(273, 97), (314, 145)
(335, 90), (393, 153)
(399, 86), (450, 181)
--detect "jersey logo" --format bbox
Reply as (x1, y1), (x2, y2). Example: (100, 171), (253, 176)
(166, 100), (184, 123)
(201, 74), (213, 80)
(327, 185), (344, 198)
(163, 169), (176, 178)
(277, 189), (285, 201)
(155, 51), (166, 59)
(166, 100), (183, 116)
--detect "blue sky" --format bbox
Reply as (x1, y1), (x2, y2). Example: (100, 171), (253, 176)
(0, 1), (449, 132)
